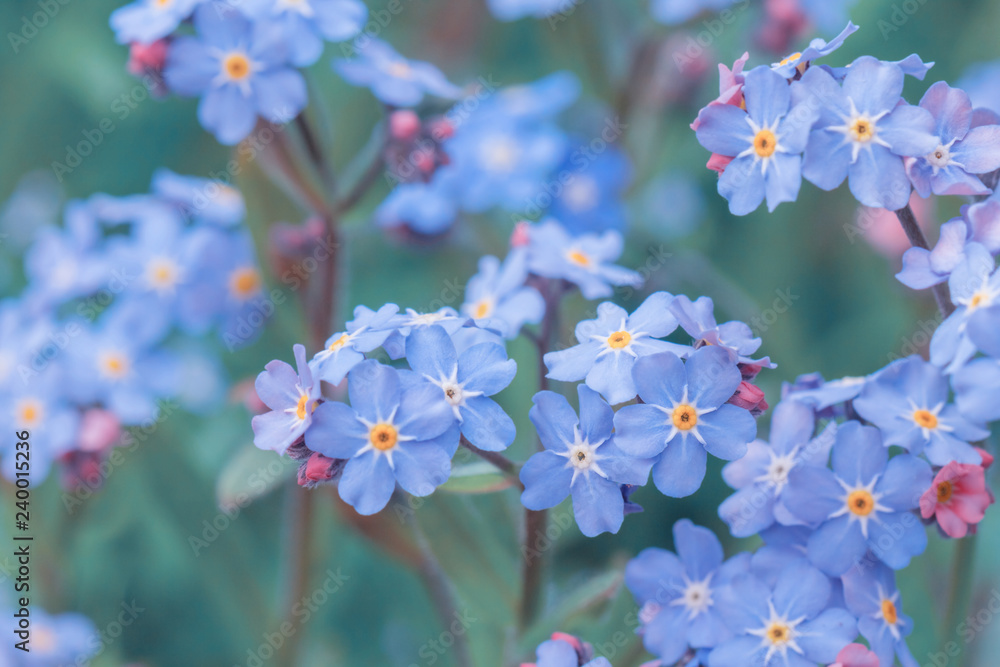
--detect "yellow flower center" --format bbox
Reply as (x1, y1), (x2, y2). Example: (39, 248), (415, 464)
(327, 334), (349, 352)
(969, 291), (990, 310)
(474, 299), (493, 319)
(766, 622), (791, 645)
(568, 250), (591, 267)
(223, 53), (252, 81)
(672, 404), (698, 431)
(882, 599), (898, 625)
(754, 129), (777, 158)
(849, 118), (875, 143)
(779, 52), (802, 66)
(229, 267), (261, 300)
(294, 393), (311, 421)
(16, 399), (42, 427)
(388, 61), (411, 78)
(607, 330), (631, 349)
(937, 480), (954, 504)
(147, 258), (178, 290)
(847, 489), (875, 516)
(913, 409), (938, 429)
(99, 351), (130, 380)
(369, 423), (398, 451)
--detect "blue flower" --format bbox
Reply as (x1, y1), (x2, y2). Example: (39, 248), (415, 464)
(528, 635), (611, 667)
(240, 0), (366, 66)
(151, 168), (246, 226)
(164, 4), (308, 144)
(953, 357), (1000, 423)
(24, 223), (111, 309)
(380, 307), (470, 360)
(853, 355), (988, 466)
(782, 421), (932, 575)
(110, 0), (201, 45)
(770, 22), (858, 79)
(486, 0), (576, 21)
(334, 38), (461, 106)
(1, 370), (80, 486)
(841, 560), (920, 667)
(461, 251), (544, 338)
(547, 143), (632, 235)
(520, 385), (654, 537)
(305, 360), (456, 515)
(709, 562), (857, 667)
(404, 324), (516, 451)
(613, 347), (756, 498)
(625, 519), (751, 663)
(670, 295), (773, 367)
(897, 221), (988, 290)
(906, 82), (1000, 197)
(2, 607), (98, 665)
(798, 57), (939, 210)
(310, 303), (401, 385)
(375, 177), (459, 235)
(650, 0), (740, 25)
(696, 66), (818, 215)
(526, 220), (642, 299)
(252, 343), (321, 455)
(66, 300), (178, 425)
(477, 72), (579, 122)
(543, 293), (689, 405)
(719, 400), (834, 537)
(782, 373), (868, 417)
(444, 117), (567, 214)
(956, 59), (1000, 117)
(930, 243), (1000, 372)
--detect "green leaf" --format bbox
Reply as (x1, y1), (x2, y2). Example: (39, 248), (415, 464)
(439, 461), (516, 494)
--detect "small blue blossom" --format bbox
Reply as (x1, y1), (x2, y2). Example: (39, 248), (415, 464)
(625, 520), (751, 663)
(613, 347), (756, 498)
(527, 635), (611, 667)
(405, 324), (516, 452)
(548, 143), (632, 235)
(526, 220), (642, 299)
(252, 343), (321, 455)
(897, 221), (987, 290)
(709, 563), (857, 667)
(461, 251), (544, 338)
(770, 22), (858, 79)
(305, 360), (456, 515)
(151, 168), (246, 226)
(853, 355), (988, 466)
(906, 82), (1000, 197)
(670, 295), (773, 367)
(477, 72), (579, 122)
(782, 421), (932, 575)
(696, 66), (819, 215)
(782, 373), (869, 417)
(24, 224), (111, 309)
(444, 118), (568, 214)
(334, 38), (461, 106)
(240, 0), (366, 66)
(66, 301), (178, 425)
(930, 243), (1000, 372)
(543, 293), (689, 405)
(310, 303), (402, 385)
(650, 0), (740, 25)
(110, 0), (201, 45)
(165, 4), (308, 144)
(797, 57), (939, 210)
(718, 400), (834, 537)
(953, 357), (1000, 423)
(520, 385), (654, 537)
(1, 370), (80, 486)
(841, 560), (920, 667)
(380, 307), (469, 360)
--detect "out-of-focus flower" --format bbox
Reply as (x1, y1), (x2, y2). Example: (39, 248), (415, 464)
(334, 37), (460, 106)
(111, 0), (201, 45)
(548, 144), (632, 235)
(240, 0), (366, 66)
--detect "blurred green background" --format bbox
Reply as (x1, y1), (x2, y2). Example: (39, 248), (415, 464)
(2, 0), (1000, 664)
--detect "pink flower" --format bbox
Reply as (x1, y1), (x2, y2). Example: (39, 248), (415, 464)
(77, 408), (122, 453)
(829, 643), (879, 667)
(691, 53), (750, 172)
(920, 459), (994, 538)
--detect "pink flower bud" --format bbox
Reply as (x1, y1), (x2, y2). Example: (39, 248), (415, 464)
(511, 221), (532, 247)
(127, 39), (169, 76)
(389, 110), (421, 142)
(728, 381), (767, 415)
(829, 643), (879, 667)
(77, 409), (122, 453)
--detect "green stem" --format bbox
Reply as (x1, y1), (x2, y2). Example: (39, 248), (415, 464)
(944, 535), (977, 646)
(279, 487), (315, 667)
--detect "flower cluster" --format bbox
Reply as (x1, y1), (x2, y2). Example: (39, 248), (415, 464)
(0, 171), (260, 486)
(694, 23), (1000, 215)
